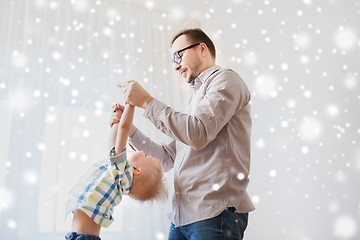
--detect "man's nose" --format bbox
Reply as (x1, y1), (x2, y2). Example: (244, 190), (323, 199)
(172, 62), (181, 71)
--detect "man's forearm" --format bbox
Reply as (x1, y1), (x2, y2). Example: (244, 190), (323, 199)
(129, 124), (137, 138)
(129, 129), (176, 172)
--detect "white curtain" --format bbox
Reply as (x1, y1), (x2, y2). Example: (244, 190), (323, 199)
(0, 1), (188, 239)
(2, 0), (360, 239)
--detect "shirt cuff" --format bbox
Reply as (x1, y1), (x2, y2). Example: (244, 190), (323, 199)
(128, 129), (142, 150)
(128, 128), (150, 151)
(129, 125), (137, 138)
(109, 147), (127, 164)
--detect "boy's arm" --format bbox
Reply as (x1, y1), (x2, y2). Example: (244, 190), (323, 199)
(108, 123), (119, 152)
(115, 104), (135, 155)
(108, 104), (124, 152)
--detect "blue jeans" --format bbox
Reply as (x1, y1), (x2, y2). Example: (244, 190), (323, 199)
(168, 207), (249, 240)
(65, 232), (101, 240)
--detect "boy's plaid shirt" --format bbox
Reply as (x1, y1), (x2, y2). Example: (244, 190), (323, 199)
(66, 148), (133, 227)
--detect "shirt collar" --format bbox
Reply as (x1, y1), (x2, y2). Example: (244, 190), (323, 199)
(191, 65), (221, 90)
(122, 161), (133, 195)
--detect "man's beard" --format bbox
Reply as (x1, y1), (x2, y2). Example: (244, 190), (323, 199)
(187, 73), (196, 85)
(186, 64), (200, 86)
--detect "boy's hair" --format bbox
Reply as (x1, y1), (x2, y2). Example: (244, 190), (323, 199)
(171, 28), (216, 59)
(129, 159), (167, 202)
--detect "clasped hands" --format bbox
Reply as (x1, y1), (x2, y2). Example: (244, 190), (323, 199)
(110, 80), (154, 127)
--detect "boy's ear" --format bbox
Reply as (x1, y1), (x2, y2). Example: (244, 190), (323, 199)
(133, 166), (141, 175)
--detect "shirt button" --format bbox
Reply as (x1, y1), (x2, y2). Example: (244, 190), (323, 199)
(175, 191), (180, 195)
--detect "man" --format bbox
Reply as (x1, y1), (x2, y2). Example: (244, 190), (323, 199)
(120, 28), (255, 240)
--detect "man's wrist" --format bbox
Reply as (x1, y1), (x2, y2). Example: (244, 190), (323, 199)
(142, 96), (154, 109)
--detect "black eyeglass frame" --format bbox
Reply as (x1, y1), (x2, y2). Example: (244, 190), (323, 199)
(172, 43), (201, 64)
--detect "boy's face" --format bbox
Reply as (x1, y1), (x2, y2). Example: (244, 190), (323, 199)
(127, 151), (160, 174)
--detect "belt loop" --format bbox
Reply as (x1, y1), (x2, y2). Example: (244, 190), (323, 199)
(227, 207), (236, 212)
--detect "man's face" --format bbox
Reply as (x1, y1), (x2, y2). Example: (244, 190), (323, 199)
(171, 35), (202, 85)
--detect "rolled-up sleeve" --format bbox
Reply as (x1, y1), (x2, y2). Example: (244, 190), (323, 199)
(109, 147), (127, 164)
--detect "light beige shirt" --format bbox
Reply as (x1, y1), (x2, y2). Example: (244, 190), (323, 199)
(129, 65), (255, 227)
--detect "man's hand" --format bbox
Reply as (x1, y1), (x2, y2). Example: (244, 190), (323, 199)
(118, 80), (154, 109)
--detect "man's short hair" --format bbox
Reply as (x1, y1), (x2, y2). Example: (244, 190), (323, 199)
(171, 28), (216, 59)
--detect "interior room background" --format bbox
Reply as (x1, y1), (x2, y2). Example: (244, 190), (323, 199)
(0, 0), (359, 239)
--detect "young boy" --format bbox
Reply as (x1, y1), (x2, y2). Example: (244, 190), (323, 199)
(65, 104), (167, 240)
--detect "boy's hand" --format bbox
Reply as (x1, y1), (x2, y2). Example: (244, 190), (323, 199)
(112, 103), (125, 112)
(110, 104), (125, 127)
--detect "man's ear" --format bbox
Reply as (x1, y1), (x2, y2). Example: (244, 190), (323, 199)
(133, 166), (142, 175)
(200, 43), (208, 56)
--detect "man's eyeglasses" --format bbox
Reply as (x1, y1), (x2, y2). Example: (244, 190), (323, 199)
(172, 43), (200, 64)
